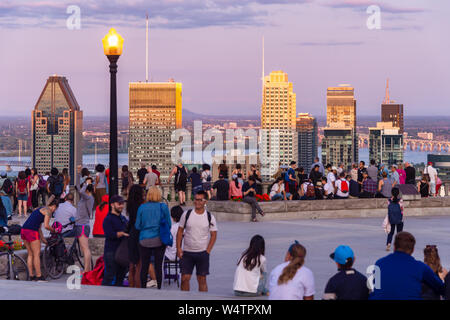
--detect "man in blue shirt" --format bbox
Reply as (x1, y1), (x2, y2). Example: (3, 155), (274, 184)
(370, 232), (444, 300)
(310, 157), (324, 175)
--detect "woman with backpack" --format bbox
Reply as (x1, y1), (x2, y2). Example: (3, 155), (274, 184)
(233, 235), (268, 296)
(16, 171), (29, 218)
(386, 188), (404, 251)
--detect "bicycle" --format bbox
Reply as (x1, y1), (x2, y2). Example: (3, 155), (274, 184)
(0, 232), (29, 281)
(43, 221), (93, 279)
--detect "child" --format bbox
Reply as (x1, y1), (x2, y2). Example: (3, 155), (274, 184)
(386, 188), (404, 251)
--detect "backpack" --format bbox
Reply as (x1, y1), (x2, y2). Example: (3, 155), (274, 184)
(82, 256), (105, 286)
(388, 200), (402, 225)
(50, 176), (63, 196)
(17, 179), (27, 195)
(38, 175), (47, 190)
(184, 209), (213, 229)
(205, 172), (212, 182)
(2, 178), (13, 195)
(306, 183), (315, 198)
(340, 180), (349, 193)
(8, 224), (22, 235)
(176, 166), (187, 184)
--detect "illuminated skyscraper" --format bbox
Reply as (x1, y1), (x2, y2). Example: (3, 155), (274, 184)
(260, 71), (298, 179)
(296, 113), (318, 169)
(381, 79), (404, 133)
(128, 80), (182, 180)
(326, 85), (356, 128)
(369, 122), (403, 166)
(31, 75), (83, 183)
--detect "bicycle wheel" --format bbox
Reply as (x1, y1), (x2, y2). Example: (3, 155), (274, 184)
(43, 245), (65, 279)
(0, 252), (12, 279)
(0, 252), (29, 281)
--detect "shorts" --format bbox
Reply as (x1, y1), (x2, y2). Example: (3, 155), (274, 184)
(202, 182), (211, 192)
(75, 225), (91, 238)
(17, 193), (28, 201)
(175, 181), (187, 192)
(192, 185), (203, 195)
(180, 251), (210, 276)
(21, 228), (40, 242)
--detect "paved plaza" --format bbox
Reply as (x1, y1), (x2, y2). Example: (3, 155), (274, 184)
(1, 214), (450, 299)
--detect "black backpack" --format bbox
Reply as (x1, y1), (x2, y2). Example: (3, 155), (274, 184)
(2, 178), (13, 195)
(50, 176), (63, 196)
(184, 209), (213, 229)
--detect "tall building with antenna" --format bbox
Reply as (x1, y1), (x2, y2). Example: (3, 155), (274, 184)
(381, 79), (404, 133)
(128, 15), (183, 180)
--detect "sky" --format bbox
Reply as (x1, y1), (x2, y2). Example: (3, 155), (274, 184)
(0, 0), (449, 117)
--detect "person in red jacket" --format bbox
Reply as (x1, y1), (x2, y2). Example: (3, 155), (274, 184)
(93, 194), (109, 238)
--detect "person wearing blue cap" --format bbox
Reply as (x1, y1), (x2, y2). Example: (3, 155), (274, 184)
(323, 245), (369, 300)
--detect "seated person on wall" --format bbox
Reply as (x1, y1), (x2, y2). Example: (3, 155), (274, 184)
(359, 172), (377, 198)
(300, 179), (316, 200)
(322, 177), (334, 199)
(211, 174), (229, 201)
(314, 181), (324, 200)
(348, 175), (360, 198)
(270, 177), (292, 201)
(334, 173), (350, 199)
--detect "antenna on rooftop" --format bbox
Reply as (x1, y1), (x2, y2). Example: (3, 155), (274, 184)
(146, 13), (149, 82)
(383, 78), (390, 104)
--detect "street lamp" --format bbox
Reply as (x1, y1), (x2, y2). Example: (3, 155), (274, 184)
(102, 28), (124, 197)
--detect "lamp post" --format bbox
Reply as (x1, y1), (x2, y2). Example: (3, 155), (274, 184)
(102, 28), (124, 197)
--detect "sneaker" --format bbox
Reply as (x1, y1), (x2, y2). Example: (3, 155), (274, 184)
(36, 276), (48, 282)
(251, 218), (258, 222)
(259, 211), (265, 217)
(386, 244), (391, 251)
(146, 279), (157, 288)
(29, 276), (36, 281)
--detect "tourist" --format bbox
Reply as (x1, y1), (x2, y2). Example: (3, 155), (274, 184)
(169, 163), (188, 205)
(237, 173), (244, 186)
(137, 163), (148, 188)
(37, 172), (48, 207)
(218, 160), (229, 180)
(120, 165), (134, 197)
(422, 245), (448, 300)
(232, 164), (243, 177)
(367, 159), (379, 182)
(322, 177), (333, 199)
(136, 186), (171, 289)
(93, 195), (109, 238)
(297, 167), (308, 186)
(386, 188), (404, 251)
(233, 235), (268, 297)
(229, 174), (243, 199)
(247, 165), (262, 195)
(336, 163), (345, 176)
(390, 165), (400, 187)
(310, 157), (324, 175)
(369, 232), (445, 300)
(350, 163), (358, 182)
(94, 164), (107, 208)
(417, 174), (430, 198)
(177, 191), (218, 292)
(334, 172), (349, 199)
(80, 168), (91, 187)
(143, 166), (158, 191)
(1, 171), (14, 210)
(348, 175), (359, 198)
(272, 163), (283, 180)
(189, 167), (203, 196)
(242, 177), (265, 222)
(0, 189), (12, 221)
(151, 165), (161, 185)
(16, 171), (28, 218)
(62, 168), (70, 197)
(323, 245), (369, 300)
(313, 181), (324, 200)
(126, 184), (145, 288)
(102, 195), (128, 286)
(309, 165), (322, 186)
(397, 163), (406, 185)
(268, 241), (315, 300)
(285, 161), (297, 197)
(359, 172), (377, 198)
(270, 177), (291, 201)
(377, 171), (393, 198)
(357, 161), (367, 191)
(165, 205), (184, 262)
(424, 162), (438, 197)
(75, 165), (94, 272)
(54, 193), (76, 238)
(300, 179), (316, 200)
(325, 165), (336, 198)
(405, 162), (416, 185)
(201, 164), (212, 200)
(212, 174), (229, 201)
(29, 168), (39, 210)
(21, 196), (59, 281)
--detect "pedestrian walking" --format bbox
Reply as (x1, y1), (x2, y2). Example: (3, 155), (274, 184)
(386, 188), (404, 251)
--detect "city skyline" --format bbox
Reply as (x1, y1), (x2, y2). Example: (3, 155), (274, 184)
(0, 0), (449, 117)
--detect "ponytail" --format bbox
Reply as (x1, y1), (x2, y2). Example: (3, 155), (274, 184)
(278, 244), (306, 285)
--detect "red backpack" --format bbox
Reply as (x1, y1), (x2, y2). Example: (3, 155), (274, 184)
(17, 179), (27, 195)
(340, 179), (349, 193)
(81, 256), (104, 286)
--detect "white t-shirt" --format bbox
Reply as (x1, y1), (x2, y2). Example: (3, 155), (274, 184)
(270, 183), (284, 198)
(268, 262), (315, 300)
(233, 255), (266, 293)
(335, 179), (349, 197)
(323, 183), (334, 196)
(201, 170), (211, 183)
(179, 209), (218, 252)
(164, 221), (180, 261)
(326, 172), (336, 193)
(425, 166), (437, 183)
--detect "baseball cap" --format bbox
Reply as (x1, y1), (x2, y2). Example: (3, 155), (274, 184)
(110, 195), (125, 204)
(428, 161), (433, 165)
(330, 245), (354, 265)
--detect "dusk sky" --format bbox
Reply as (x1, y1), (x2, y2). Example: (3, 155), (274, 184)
(0, 0), (449, 117)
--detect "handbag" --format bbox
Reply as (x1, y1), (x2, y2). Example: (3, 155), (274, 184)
(114, 237), (129, 268)
(159, 203), (173, 247)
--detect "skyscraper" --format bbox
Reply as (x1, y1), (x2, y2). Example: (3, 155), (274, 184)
(31, 75), (83, 184)
(322, 85), (358, 169)
(381, 79), (404, 133)
(369, 122), (403, 166)
(296, 113), (318, 170)
(260, 71), (298, 179)
(128, 80), (182, 180)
